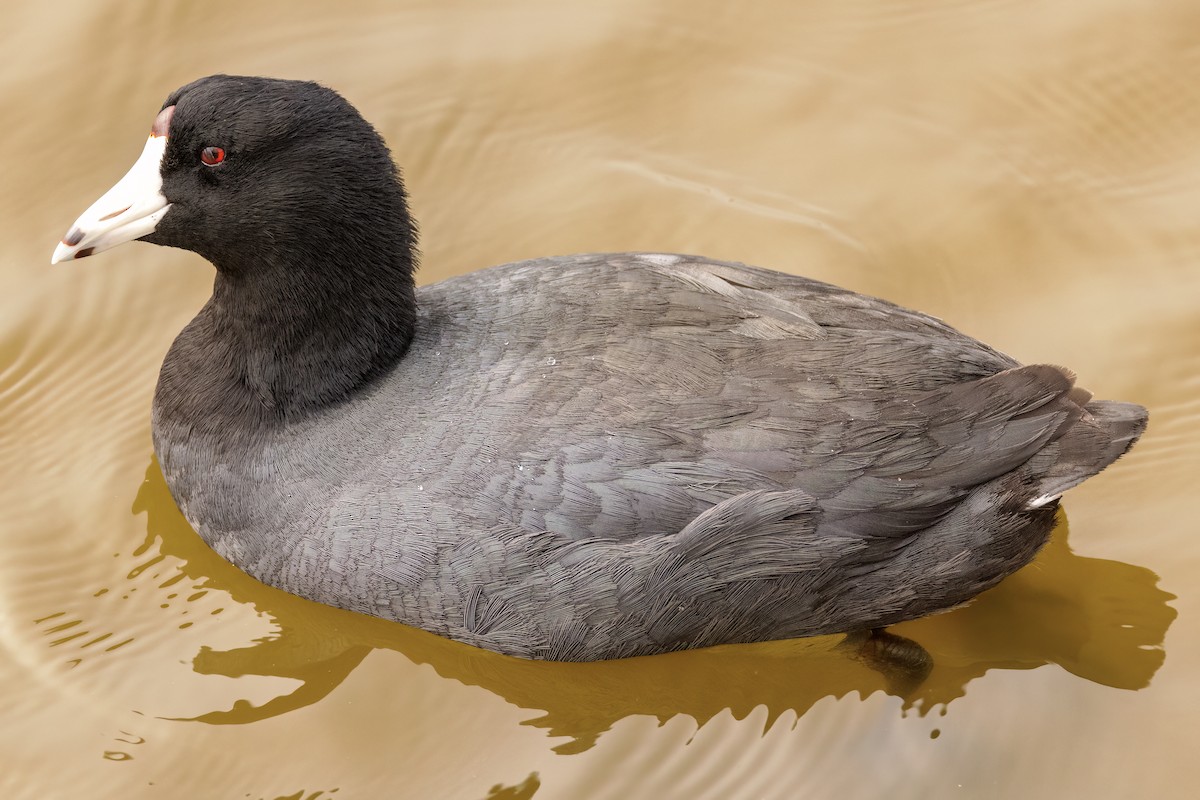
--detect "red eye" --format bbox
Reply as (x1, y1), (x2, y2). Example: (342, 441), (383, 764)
(200, 146), (226, 166)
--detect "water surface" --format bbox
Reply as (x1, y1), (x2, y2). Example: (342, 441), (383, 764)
(3, 1), (1196, 798)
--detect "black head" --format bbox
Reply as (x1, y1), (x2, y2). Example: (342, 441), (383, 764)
(147, 75), (417, 277)
(55, 74), (418, 282)
(54, 75), (422, 419)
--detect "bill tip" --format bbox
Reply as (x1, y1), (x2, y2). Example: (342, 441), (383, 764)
(51, 241), (76, 264)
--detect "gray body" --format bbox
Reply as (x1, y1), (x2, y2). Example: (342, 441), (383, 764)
(153, 253), (1145, 660)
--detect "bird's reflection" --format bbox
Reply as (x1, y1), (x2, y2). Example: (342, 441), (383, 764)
(131, 461), (1175, 754)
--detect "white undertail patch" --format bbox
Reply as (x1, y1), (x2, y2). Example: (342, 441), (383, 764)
(1027, 493), (1062, 509)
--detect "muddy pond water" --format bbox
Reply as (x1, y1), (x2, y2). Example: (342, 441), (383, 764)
(3, 1), (1196, 797)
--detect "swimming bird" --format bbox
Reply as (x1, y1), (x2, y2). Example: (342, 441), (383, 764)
(52, 75), (1147, 661)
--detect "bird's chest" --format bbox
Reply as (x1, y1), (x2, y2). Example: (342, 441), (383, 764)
(151, 419), (285, 563)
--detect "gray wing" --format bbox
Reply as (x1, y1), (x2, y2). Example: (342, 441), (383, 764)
(426, 254), (1034, 540)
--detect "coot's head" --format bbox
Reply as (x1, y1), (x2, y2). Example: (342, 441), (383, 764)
(52, 75), (417, 278)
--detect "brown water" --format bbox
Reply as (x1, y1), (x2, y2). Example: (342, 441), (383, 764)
(3, 1), (1196, 797)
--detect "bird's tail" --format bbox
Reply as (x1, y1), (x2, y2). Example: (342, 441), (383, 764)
(1028, 391), (1148, 507)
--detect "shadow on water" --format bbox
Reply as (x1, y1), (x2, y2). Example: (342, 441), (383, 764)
(131, 461), (1175, 754)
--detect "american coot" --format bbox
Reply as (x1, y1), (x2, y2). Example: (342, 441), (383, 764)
(52, 76), (1146, 661)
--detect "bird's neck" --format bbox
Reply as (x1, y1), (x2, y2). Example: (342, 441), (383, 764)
(155, 240), (418, 432)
